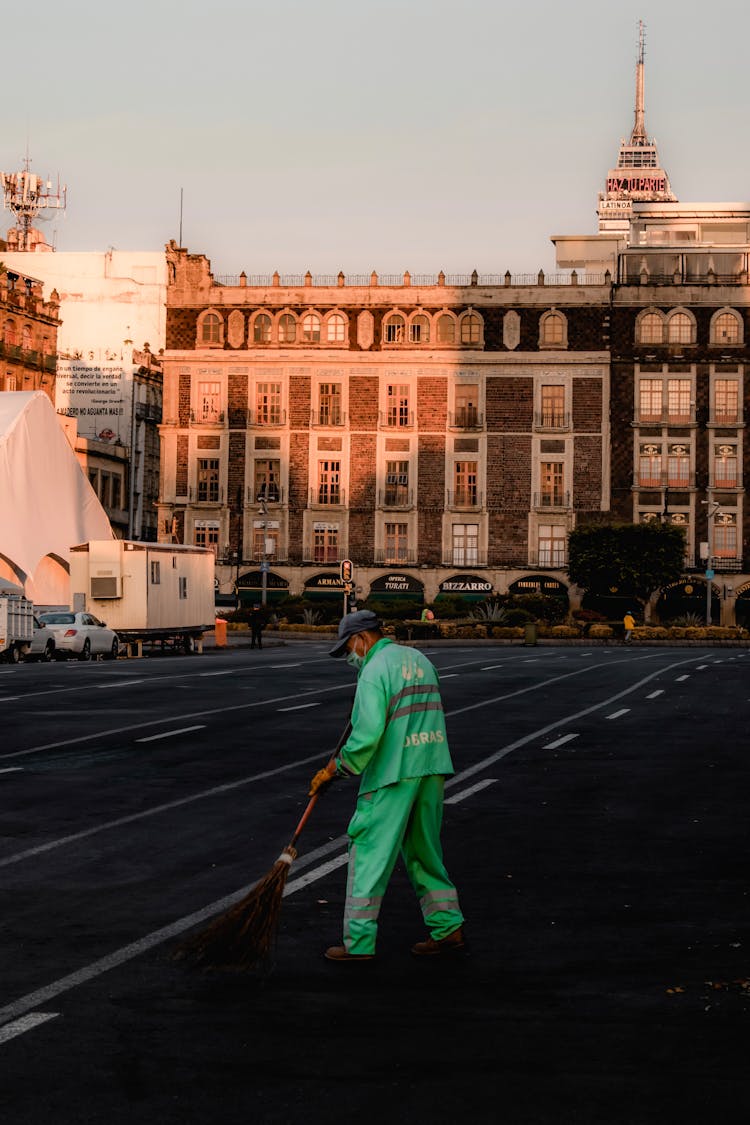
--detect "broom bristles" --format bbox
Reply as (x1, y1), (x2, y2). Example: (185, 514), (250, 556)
(173, 845), (297, 972)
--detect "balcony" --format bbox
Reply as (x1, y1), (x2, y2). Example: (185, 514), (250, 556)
(310, 408), (346, 427)
(247, 408), (287, 428)
(446, 489), (482, 509)
(632, 473), (694, 490)
(633, 410), (696, 428)
(373, 549), (419, 566)
(441, 551), (489, 568)
(708, 475), (742, 491)
(309, 487), (346, 508)
(711, 556), (743, 572)
(247, 485), (285, 506)
(448, 409), (484, 431)
(533, 411), (571, 432)
(188, 486), (224, 504)
(189, 409), (225, 427)
(528, 550), (568, 569)
(708, 412), (744, 428)
(379, 410), (415, 430)
(378, 487), (414, 509)
(532, 491), (570, 510)
(302, 547), (345, 565)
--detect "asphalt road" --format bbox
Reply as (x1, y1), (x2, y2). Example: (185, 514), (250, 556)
(0, 641), (748, 1124)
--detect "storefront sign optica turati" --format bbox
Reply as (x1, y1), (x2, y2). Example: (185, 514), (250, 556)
(439, 575), (493, 595)
(369, 573), (425, 596)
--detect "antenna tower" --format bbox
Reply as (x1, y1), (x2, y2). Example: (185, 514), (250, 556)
(1, 155), (67, 251)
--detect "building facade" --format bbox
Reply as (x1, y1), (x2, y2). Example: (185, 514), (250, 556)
(0, 266), (59, 401)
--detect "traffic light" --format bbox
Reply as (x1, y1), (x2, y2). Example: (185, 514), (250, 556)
(340, 558), (353, 583)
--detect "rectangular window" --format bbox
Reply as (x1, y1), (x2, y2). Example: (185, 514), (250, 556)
(384, 522), (409, 564)
(318, 383), (342, 426)
(667, 379), (691, 424)
(454, 461), (478, 506)
(313, 525), (339, 563)
(194, 521), (219, 556)
(99, 472), (112, 508)
(452, 523), (478, 566)
(455, 384), (479, 428)
(111, 476), (122, 511)
(197, 380), (221, 421)
(197, 458), (220, 503)
(538, 524), (566, 567)
(714, 523), (737, 558)
(639, 379), (663, 423)
(667, 449), (689, 488)
(539, 462), (564, 505)
(714, 379), (739, 425)
(150, 560), (160, 584)
(179, 576), (188, 599)
(540, 385), (565, 428)
(254, 459), (281, 502)
(386, 384), (410, 427)
(317, 460), (341, 505)
(384, 460), (409, 505)
(714, 447), (738, 487)
(252, 524), (279, 561)
(256, 382), (282, 425)
(638, 449), (662, 488)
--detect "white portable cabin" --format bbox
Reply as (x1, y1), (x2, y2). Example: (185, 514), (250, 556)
(70, 541), (215, 639)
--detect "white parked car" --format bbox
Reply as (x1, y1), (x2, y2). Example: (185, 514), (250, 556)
(38, 611), (120, 661)
(25, 615), (57, 662)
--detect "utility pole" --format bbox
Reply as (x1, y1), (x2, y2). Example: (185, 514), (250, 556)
(258, 496), (268, 606)
(701, 499), (720, 625)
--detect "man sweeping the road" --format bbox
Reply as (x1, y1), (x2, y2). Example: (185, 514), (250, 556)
(309, 610), (465, 962)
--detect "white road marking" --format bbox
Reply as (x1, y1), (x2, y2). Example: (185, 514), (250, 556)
(445, 778), (498, 804)
(97, 680), (145, 690)
(606, 708), (630, 720)
(0, 696), (20, 702)
(696, 665), (708, 670)
(646, 690), (664, 699)
(675, 675), (690, 682)
(198, 670), (235, 677)
(277, 703), (320, 712)
(0, 767), (23, 774)
(136, 725), (206, 743)
(0, 1012), (58, 1045)
(270, 663), (302, 669)
(481, 664), (504, 671)
(439, 673), (459, 678)
(544, 733), (579, 749)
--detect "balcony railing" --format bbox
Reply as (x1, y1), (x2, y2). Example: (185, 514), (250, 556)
(633, 410), (695, 427)
(303, 547), (345, 564)
(372, 549), (419, 566)
(309, 487), (346, 507)
(446, 489), (482, 509)
(528, 550), (568, 569)
(188, 486), (224, 504)
(247, 408), (287, 427)
(247, 485), (285, 505)
(441, 552), (489, 568)
(633, 473), (694, 490)
(447, 409), (484, 430)
(378, 487), (414, 509)
(708, 475), (742, 490)
(532, 491), (570, 510)
(379, 410), (415, 430)
(310, 408), (346, 427)
(190, 409), (225, 426)
(708, 412), (743, 427)
(711, 556), (743, 572)
(533, 411), (571, 432)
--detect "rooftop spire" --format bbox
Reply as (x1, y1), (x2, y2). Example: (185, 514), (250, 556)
(630, 20), (647, 145)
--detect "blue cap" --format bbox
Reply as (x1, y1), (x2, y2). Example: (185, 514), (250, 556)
(329, 610), (382, 658)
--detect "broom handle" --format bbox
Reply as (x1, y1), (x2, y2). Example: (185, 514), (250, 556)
(289, 719), (353, 847)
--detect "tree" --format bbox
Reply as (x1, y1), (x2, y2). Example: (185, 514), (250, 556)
(567, 523), (686, 614)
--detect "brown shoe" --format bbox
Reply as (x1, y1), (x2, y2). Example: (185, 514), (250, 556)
(410, 927), (466, 956)
(324, 945), (375, 962)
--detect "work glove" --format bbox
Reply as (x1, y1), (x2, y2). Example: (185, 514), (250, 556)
(309, 760), (337, 797)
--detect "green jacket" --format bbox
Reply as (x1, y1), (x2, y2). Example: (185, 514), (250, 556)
(335, 637), (455, 794)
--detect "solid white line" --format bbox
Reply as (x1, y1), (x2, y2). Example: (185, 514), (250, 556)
(647, 690), (664, 699)
(97, 680), (145, 690)
(480, 664), (504, 671)
(135, 725), (206, 743)
(283, 853), (349, 891)
(544, 733), (579, 749)
(606, 708), (630, 720)
(0, 696), (20, 702)
(0, 767), (23, 774)
(444, 778), (498, 805)
(0, 1012), (58, 1045)
(198, 671), (235, 677)
(277, 703), (320, 712)
(270, 663), (301, 669)
(675, 675), (690, 682)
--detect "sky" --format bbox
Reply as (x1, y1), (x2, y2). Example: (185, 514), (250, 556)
(3, 0), (750, 277)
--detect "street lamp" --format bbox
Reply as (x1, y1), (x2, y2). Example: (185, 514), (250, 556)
(257, 495), (268, 606)
(701, 499), (721, 625)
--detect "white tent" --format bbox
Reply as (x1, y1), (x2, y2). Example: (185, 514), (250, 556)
(0, 391), (113, 606)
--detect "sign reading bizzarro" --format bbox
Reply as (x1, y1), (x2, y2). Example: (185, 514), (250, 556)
(439, 575), (493, 595)
(55, 360), (130, 442)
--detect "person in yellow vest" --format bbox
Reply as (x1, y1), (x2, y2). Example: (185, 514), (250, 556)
(623, 611), (636, 644)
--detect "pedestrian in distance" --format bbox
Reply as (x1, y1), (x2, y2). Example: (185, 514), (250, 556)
(250, 604), (266, 649)
(623, 610), (636, 644)
(309, 609), (465, 962)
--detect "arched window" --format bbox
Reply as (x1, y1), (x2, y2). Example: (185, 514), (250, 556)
(436, 314), (456, 344)
(409, 314), (430, 344)
(384, 313), (405, 344)
(711, 310), (742, 345)
(21, 324), (32, 350)
(667, 311), (694, 345)
(638, 311), (664, 344)
(302, 312), (321, 343)
(460, 312), (482, 345)
(540, 310), (567, 348)
(326, 313), (347, 343)
(200, 312), (221, 345)
(278, 313), (297, 343)
(253, 313), (272, 344)
(4, 319), (16, 346)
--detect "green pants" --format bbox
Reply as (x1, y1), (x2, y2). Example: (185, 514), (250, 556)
(343, 774), (464, 955)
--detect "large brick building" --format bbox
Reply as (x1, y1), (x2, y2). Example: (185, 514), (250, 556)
(0, 265), (59, 401)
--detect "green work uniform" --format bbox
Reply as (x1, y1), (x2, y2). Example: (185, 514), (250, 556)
(334, 637), (464, 954)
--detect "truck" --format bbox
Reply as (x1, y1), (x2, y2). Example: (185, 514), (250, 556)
(69, 540), (215, 655)
(0, 582), (33, 663)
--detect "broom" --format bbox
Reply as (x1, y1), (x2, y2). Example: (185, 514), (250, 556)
(173, 722), (351, 972)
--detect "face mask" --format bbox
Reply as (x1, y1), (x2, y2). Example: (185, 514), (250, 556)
(346, 639), (364, 670)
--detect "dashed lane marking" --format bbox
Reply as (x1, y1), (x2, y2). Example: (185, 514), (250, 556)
(270, 663), (302, 669)
(439, 673), (459, 678)
(445, 778), (498, 804)
(96, 680), (145, 690)
(277, 703), (320, 712)
(0, 697), (20, 702)
(135, 725), (206, 743)
(543, 733), (579, 749)
(647, 690), (664, 699)
(480, 664), (505, 671)
(198, 670), (236, 677)
(0, 767), (23, 774)
(606, 708), (630, 720)
(0, 1012), (58, 1045)
(675, 675), (690, 681)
